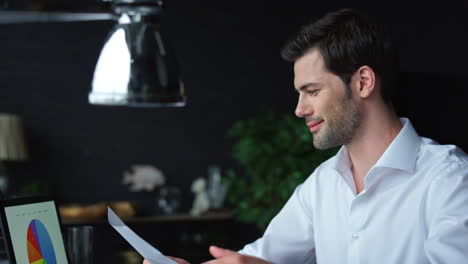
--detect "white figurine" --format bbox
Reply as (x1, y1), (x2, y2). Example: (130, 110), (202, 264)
(190, 177), (210, 216)
(207, 166), (228, 209)
(122, 165), (166, 192)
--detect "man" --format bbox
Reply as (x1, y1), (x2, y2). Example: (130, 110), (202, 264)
(146, 8), (468, 264)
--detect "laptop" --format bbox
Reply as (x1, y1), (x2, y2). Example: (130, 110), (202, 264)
(0, 196), (69, 264)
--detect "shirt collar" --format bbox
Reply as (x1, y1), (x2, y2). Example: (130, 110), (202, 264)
(333, 146), (351, 175)
(374, 118), (421, 173)
(332, 118), (421, 174)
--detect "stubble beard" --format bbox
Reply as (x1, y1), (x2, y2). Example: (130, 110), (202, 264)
(312, 94), (362, 150)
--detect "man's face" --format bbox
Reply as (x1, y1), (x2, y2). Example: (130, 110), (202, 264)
(293, 48), (361, 149)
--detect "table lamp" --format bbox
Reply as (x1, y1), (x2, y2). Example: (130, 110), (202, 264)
(0, 113), (28, 198)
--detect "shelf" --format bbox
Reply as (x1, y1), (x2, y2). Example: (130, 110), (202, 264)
(62, 211), (233, 225)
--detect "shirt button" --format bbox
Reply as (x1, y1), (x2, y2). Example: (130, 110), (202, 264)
(352, 233), (360, 240)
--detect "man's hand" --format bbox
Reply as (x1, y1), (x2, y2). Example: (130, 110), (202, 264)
(143, 256), (190, 264)
(201, 245), (272, 264)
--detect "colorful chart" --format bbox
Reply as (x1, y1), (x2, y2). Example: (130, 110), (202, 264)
(26, 219), (57, 264)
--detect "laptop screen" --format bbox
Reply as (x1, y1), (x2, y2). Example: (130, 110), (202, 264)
(3, 200), (68, 264)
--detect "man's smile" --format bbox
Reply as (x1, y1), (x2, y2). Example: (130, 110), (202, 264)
(307, 120), (324, 132)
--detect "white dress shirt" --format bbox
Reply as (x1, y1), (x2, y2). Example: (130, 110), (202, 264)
(239, 118), (468, 264)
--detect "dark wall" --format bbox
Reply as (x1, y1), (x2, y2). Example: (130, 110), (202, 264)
(0, 2), (467, 207)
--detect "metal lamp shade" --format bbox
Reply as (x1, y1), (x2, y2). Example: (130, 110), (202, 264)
(89, 17), (186, 107)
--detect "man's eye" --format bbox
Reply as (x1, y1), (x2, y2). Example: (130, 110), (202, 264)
(307, 90), (319, 95)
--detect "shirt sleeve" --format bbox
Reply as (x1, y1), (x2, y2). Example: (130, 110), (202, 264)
(239, 176), (317, 264)
(424, 160), (468, 263)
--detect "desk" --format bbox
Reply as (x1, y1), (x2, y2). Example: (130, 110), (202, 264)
(63, 211), (260, 264)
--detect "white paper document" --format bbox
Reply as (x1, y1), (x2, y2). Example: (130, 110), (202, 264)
(107, 207), (178, 264)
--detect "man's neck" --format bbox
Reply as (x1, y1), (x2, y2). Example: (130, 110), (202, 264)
(346, 109), (402, 194)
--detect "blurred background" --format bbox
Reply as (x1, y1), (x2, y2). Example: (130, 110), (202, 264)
(0, 0), (467, 263)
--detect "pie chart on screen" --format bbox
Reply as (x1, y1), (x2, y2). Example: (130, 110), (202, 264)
(26, 219), (57, 264)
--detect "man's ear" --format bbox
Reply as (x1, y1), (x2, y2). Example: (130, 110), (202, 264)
(353, 65), (376, 99)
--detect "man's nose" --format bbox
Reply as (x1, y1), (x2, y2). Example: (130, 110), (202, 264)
(295, 96), (313, 118)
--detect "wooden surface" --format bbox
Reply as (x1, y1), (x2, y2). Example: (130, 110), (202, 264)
(62, 210), (233, 225)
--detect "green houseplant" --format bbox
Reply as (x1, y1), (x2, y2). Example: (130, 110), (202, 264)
(225, 109), (338, 229)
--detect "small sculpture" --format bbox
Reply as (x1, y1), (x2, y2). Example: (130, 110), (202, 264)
(122, 165), (166, 192)
(207, 166), (228, 209)
(190, 177), (210, 216)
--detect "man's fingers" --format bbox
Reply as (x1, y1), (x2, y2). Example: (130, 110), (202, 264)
(143, 257), (189, 264)
(168, 256), (191, 264)
(209, 245), (236, 259)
